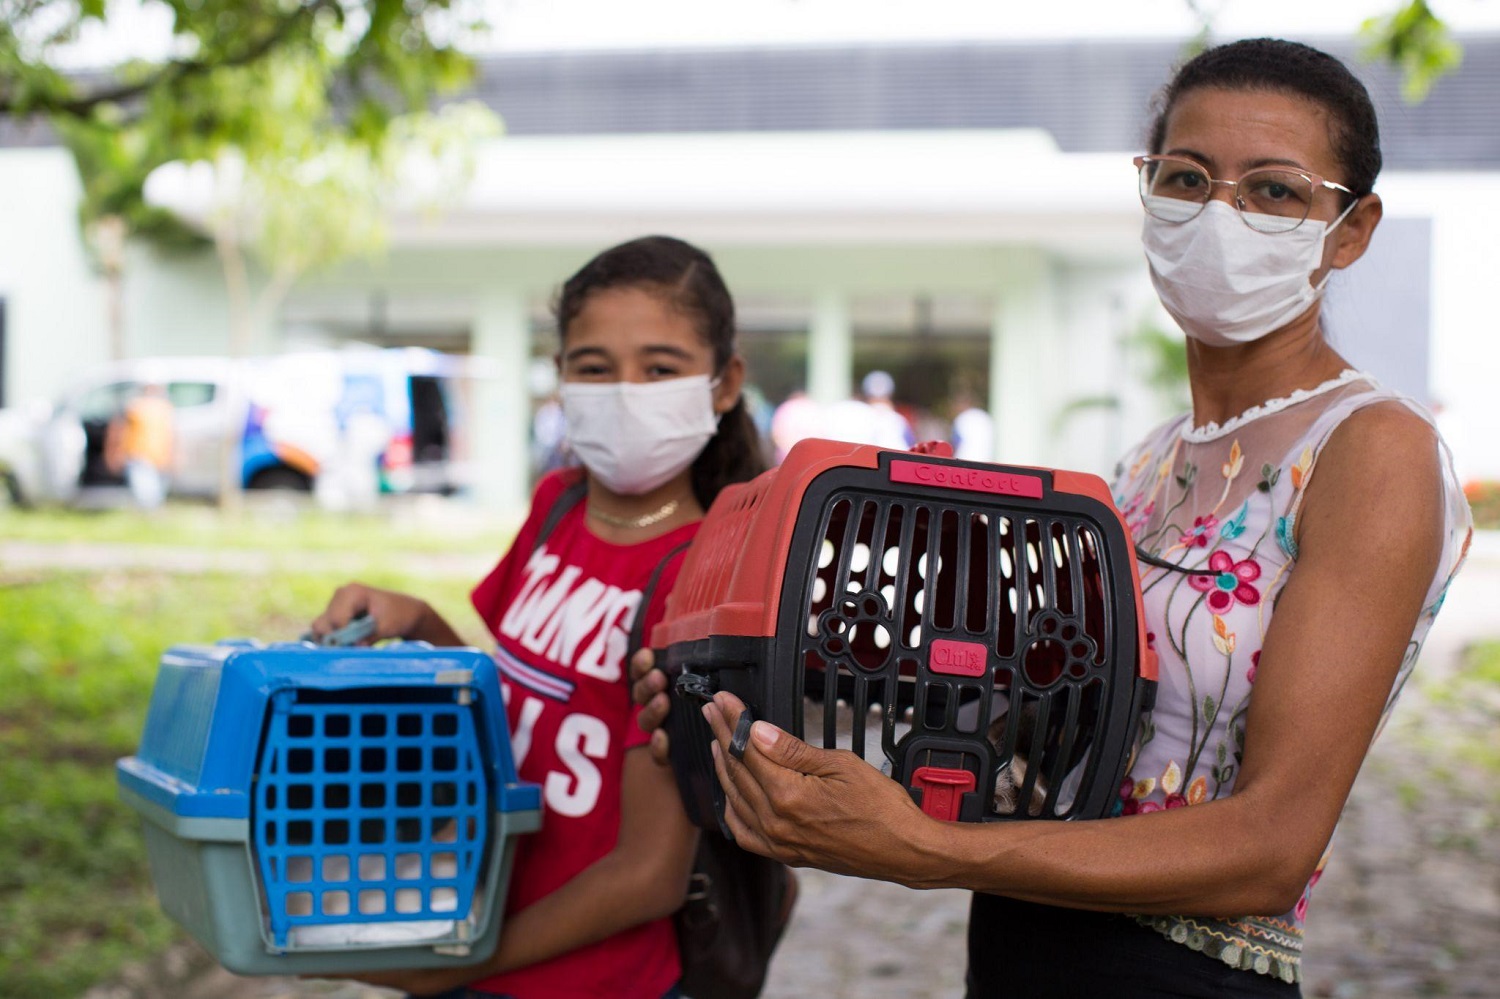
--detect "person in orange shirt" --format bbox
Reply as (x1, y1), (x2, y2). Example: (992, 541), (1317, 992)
(119, 383), (175, 508)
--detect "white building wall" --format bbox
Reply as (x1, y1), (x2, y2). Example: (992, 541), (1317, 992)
(122, 242), (243, 358)
(3, 144), (1494, 503)
(0, 148), (107, 408)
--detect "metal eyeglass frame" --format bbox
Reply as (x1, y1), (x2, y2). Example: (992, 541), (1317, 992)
(1134, 154), (1356, 233)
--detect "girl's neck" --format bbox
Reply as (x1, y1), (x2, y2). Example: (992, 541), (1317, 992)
(1184, 307), (1351, 430)
(584, 471), (704, 545)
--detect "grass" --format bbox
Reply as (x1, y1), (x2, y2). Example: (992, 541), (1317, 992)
(0, 500), (519, 556)
(0, 560), (493, 999)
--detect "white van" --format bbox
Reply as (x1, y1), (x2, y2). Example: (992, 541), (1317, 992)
(0, 348), (474, 507)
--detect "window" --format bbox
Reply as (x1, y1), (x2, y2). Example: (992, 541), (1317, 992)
(167, 381), (217, 408)
(73, 382), (136, 422)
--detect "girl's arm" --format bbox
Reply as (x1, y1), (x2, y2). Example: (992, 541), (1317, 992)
(703, 402), (1445, 917)
(352, 744), (698, 995)
(478, 744), (699, 972)
(310, 581), (464, 646)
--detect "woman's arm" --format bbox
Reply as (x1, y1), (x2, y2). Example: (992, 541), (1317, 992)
(351, 744), (699, 995)
(704, 402), (1445, 918)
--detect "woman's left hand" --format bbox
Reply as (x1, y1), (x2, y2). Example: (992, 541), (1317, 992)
(702, 691), (935, 884)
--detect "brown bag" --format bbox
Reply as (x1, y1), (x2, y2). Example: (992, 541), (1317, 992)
(674, 832), (795, 999)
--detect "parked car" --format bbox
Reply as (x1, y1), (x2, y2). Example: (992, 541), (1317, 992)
(0, 348), (475, 507)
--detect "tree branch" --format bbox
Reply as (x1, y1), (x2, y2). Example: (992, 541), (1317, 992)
(0, 0), (334, 117)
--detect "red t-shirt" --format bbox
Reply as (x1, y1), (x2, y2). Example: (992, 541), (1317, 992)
(469, 470), (697, 999)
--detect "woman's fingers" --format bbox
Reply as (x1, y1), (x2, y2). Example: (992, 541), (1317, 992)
(703, 695), (781, 830)
(712, 740), (778, 858)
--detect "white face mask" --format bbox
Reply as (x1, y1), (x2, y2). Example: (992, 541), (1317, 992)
(1142, 197), (1356, 348)
(561, 374), (720, 496)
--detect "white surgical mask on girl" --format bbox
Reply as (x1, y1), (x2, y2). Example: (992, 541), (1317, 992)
(561, 374), (721, 495)
(1142, 197), (1357, 348)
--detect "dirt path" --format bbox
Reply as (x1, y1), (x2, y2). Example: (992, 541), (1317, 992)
(79, 539), (1500, 999)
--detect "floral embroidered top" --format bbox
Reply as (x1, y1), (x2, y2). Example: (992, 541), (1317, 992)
(1110, 370), (1472, 983)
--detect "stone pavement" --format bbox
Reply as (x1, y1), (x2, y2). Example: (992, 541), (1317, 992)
(75, 535), (1500, 999)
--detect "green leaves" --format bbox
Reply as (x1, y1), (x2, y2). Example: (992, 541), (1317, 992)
(1360, 0), (1464, 102)
(4, 1), (487, 239)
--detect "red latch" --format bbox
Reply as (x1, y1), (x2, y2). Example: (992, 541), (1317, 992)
(912, 766), (976, 822)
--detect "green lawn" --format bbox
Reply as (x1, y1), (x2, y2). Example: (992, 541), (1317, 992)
(0, 563), (492, 999)
(0, 502), (519, 555)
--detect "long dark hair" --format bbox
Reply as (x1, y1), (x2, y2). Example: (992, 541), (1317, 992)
(554, 235), (768, 510)
(1148, 38), (1382, 198)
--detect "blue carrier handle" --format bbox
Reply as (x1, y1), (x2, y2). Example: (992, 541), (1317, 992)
(300, 613), (379, 647)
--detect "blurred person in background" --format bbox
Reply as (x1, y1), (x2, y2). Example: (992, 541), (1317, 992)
(769, 387), (822, 463)
(636, 39), (1472, 999)
(310, 235), (767, 999)
(949, 385), (995, 462)
(107, 383), (174, 509)
(823, 369), (916, 450)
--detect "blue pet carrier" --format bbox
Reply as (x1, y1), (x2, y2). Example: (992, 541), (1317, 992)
(116, 640), (541, 976)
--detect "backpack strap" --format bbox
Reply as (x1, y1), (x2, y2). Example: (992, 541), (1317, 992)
(532, 478), (589, 553)
(628, 540), (693, 656)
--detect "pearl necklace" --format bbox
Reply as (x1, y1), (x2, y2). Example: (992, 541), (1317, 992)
(588, 497), (682, 529)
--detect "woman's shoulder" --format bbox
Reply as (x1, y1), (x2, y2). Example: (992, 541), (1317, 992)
(1306, 379), (1444, 482)
(1298, 394), (1449, 554)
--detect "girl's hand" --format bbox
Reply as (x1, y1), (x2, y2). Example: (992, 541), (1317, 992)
(629, 648), (673, 766)
(701, 691), (933, 884)
(309, 582), (456, 645)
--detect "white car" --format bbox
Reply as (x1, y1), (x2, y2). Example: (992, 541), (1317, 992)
(0, 349), (472, 507)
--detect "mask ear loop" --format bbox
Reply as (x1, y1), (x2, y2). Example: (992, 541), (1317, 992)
(1311, 195), (1363, 293)
(708, 373), (729, 426)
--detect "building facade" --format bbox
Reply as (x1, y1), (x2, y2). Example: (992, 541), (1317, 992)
(3, 36), (1497, 511)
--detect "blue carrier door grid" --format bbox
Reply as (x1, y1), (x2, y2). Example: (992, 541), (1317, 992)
(255, 686), (490, 949)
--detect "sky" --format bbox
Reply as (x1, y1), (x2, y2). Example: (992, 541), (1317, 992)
(44, 0), (1500, 69)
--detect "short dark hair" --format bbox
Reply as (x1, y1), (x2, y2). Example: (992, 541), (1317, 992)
(554, 235), (767, 509)
(1148, 38), (1382, 197)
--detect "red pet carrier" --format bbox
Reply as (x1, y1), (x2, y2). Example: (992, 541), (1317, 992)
(652, 438), (1157, 828)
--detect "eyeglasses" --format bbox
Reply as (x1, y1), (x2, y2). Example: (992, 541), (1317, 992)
(1134, 155), (1355, 234)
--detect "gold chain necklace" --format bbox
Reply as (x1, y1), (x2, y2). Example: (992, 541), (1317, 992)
(588, 497), (681, 529)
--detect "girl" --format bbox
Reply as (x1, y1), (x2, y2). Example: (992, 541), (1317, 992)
(634, 39), (1472, 998)
(311, 235), (766, 998)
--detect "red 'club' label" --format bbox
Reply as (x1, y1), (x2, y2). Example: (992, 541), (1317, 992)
(928, 639), (987, 677)
(888, 460), (1043, 498)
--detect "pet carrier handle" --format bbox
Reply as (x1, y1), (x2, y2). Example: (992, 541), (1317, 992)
(300, 613), (378, 647)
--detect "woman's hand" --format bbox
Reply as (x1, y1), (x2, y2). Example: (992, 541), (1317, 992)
(701, 691), (934, 884)
(309, 582), (461, 646)
(629, 648), (673, 766)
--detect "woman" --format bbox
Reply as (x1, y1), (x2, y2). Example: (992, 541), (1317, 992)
(310, 235), (766, 998)
(633, 39), (1471, 997)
